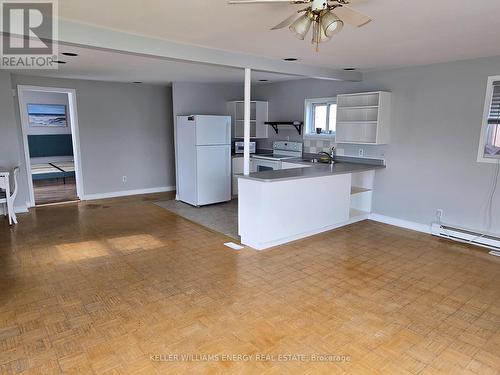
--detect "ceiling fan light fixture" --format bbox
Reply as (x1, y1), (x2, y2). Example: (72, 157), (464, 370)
(312, 19), (332, 46)
(321, 11), (344, 38)
(289, 12), (312, 40)
(230, 0), (372, 51)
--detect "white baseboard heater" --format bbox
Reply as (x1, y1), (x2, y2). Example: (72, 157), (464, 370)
(431, 223), (500, 252)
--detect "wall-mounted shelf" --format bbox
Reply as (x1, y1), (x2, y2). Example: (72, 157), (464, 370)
(265, 121), (303, 135)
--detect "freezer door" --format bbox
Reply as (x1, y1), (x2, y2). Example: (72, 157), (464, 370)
(196, 145), (231, 205)
(195, 115), (231, 146)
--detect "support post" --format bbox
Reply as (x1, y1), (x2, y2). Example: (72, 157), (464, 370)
(243, 68), (251, 176)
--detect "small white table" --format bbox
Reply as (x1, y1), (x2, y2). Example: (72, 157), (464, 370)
(0, 170), (16, 225)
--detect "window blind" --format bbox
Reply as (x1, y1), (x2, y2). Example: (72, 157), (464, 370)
(488, 81), (500, 124)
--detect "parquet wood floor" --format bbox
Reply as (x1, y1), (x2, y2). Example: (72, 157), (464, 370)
(1, 193), (500, 374)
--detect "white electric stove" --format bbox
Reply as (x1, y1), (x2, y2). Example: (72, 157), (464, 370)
(251, 141), (303, 172)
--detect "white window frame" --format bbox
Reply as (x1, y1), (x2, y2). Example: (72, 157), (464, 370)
(477, 75), (500, 163)
(304, 97), (337, 139)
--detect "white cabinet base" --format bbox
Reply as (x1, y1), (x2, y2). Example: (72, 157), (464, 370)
(232, 156), (244, 196)
(238, 174), (351, 250)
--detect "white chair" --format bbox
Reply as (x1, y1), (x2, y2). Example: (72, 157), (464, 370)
(0, 167), (19, 225)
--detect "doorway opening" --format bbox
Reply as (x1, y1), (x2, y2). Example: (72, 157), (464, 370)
(17, 85), (84, 206)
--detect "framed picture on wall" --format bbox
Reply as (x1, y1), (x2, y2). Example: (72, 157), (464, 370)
(27, 104), (68, 127)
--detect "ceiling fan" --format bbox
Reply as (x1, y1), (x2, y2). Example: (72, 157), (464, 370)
(228, 0), (372, 51)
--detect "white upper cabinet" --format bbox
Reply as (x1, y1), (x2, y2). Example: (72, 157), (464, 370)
(227, 101), (269, 139)
(335, 91), (391, 145)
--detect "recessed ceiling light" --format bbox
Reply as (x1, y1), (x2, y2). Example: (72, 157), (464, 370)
(259, 79), (269, 82)
(344, 67), (356, 71)
(61, 52), (78, 57)
(55, 60), (66, 64)
(283, 58), (298, 62)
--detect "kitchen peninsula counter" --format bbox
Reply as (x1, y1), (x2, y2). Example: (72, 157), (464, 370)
(238, 157), (385, 250)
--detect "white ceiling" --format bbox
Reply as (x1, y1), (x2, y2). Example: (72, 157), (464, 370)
(57, 0), (500, 71)
(17, 44), (300, 84)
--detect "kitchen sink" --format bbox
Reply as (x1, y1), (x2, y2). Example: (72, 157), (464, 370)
(302, 158), (319, 163)
(301, 158), (335, 164)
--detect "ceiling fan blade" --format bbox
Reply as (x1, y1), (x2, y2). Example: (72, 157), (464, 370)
(271, 12), (301, 30)
(332, 6), (371, 27)
(228, 0), (310, 4)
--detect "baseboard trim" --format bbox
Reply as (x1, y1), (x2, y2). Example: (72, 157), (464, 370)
(369, 213), (431, 234)
(242, 213), (370, 250)
(242, 212), (435, 251)
(82, 186), (176, 201)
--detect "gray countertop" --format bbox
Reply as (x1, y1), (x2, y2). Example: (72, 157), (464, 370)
(238, 158), (385, 182)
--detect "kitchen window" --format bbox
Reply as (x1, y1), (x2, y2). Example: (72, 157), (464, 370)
(478, 77), (500, 163)
(304, 97), (337, 138)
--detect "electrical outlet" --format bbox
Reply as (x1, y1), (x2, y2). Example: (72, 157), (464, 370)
(122, 176), (127, 183)
(436, 209), (444, 221)
(358, 148), (364, 157)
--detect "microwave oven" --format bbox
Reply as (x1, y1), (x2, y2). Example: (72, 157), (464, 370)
(234, 141), (256, 154)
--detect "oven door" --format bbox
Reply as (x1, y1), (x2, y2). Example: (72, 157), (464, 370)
(251, 158), (282, 172)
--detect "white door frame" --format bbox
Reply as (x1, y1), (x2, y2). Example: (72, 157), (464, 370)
(17, 85), (85, 207)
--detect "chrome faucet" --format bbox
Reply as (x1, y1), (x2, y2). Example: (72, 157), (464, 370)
(318, 151), (334, 164)
(317, 147), (336, 164)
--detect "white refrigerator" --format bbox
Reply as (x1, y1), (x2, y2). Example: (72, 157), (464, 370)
(175, 115), (231, 206)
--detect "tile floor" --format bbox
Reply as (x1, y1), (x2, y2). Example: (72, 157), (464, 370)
(155, 199), (238, 240)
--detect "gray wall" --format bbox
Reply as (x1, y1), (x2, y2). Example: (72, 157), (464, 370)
(4, 75), (174, 205)
(253, 56), (500, 235)
(172, 82), (243, 118)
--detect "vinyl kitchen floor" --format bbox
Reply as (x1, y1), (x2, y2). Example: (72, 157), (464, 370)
(155, 199), (239, 240)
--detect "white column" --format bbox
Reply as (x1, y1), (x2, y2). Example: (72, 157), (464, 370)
(243, 68), (251, 176)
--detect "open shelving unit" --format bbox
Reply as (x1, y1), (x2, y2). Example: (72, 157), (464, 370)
(227, 101), (269, 139)
(336, 91), (391, 145)
(349, 171), (375, 219)
(351, 186), (372, 195)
